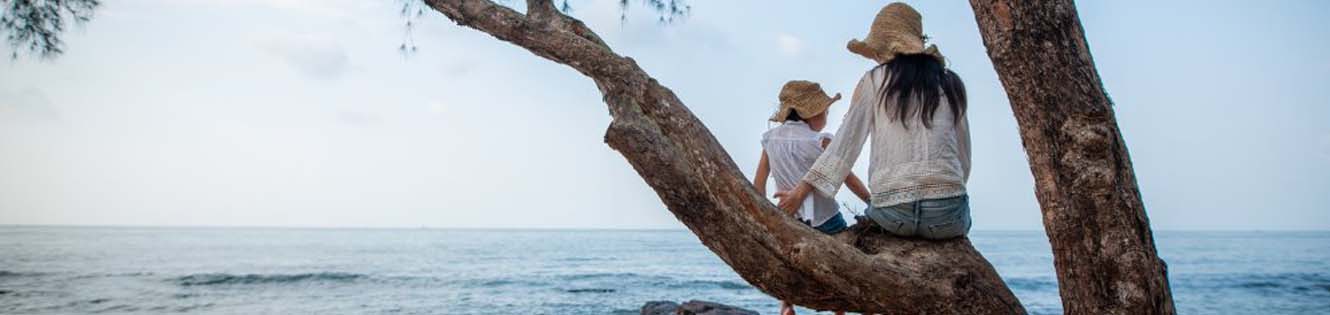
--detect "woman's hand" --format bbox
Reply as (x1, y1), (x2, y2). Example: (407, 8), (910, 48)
(773, 183), (812, 216)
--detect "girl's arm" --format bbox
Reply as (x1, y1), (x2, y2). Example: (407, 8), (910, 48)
(819, 137), (871, 203)
(844, 173), (871, 204)
(754, 150), (770, 197)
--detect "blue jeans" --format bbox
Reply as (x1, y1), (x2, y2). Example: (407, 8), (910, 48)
(865, 195), (971, 240)
(803, 212), (847, 235)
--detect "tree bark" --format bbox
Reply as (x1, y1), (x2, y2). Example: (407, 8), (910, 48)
(422, 0), (1025, 313)
(968, 1), (1175, 314)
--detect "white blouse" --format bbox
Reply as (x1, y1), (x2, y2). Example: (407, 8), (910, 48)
(762, 121), (841, 226)
(803, 66), (971, 208)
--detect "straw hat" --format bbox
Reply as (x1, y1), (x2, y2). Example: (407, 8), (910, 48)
(770, 80), (842, 122)
(847, 2), (945, 65)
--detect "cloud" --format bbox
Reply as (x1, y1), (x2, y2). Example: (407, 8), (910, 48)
(162, 0), (381, 19)
(442, 61), (473, 77)
(335, 110), (381, 127)
(0, 88), (61, 123)
(259, 34), (351, 80)
(426, 101), (448, 115)
(777, 33), (803, 57)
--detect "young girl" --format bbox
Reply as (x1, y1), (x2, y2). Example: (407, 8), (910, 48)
(753, 80), (871, 315)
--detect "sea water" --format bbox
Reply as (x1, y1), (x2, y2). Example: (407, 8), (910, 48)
(0, 226), (1326, 314)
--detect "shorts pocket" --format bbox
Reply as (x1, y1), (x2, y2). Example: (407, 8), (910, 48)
(923, 198), (971, 239)
(925, 219), (965, 240)
(866, 207), (913, 236)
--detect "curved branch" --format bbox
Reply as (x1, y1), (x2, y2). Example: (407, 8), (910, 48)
(422, 1), (1024, 313)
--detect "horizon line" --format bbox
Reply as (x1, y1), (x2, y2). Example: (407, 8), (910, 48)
(1, 223), (1327, 233)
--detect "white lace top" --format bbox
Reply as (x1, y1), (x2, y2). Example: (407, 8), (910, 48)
(803, 66), (971, 208)
(761, 121), (841, 227)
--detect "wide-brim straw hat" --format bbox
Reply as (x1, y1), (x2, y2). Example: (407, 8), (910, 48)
(770, 80), (842, 122)
(847, 2), (945, 65)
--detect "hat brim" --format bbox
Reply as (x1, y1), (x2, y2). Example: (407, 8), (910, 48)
(847, 39), (885, 63)
(772, 93), (842, 122)
(770, 106), (794, 122)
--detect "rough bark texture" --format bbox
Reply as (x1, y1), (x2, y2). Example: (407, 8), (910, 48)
(969, 1), (1176, 314)
(422, 0), (1025, 313)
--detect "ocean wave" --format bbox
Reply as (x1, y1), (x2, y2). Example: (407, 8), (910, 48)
(557, 272), (650, 281)
(668, 280), (752, 290)
(551, 272), (751, 290)
(1173, 272), (1330, 295)
(1004, 277), (1058, 291)
(1001, 272), (1330, 296)
(556, 257), (617, 262)
(172, 272), (367, 286)
(565, 288), (616, 293)
(133, 303), (216, 313)
(472, 278), (550, 288)
(67, 272), (156, 280)
(0, 270), (44, 278)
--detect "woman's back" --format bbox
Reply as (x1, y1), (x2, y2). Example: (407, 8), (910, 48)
(804, 65), (971, 209)
(863, 66), (971, 207)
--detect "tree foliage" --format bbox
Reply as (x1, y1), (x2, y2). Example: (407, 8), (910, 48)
(1, 0), (99, 59)
(395, 0), (687, 55)
(0, 0), (685, 59)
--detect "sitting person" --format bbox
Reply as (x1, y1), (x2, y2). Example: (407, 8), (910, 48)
(753, 80), (871, 315)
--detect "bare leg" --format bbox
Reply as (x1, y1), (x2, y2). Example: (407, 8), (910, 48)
(776, 300), (792, 315)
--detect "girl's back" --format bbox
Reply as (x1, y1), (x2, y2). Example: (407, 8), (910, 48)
(761, 121), (840, 226)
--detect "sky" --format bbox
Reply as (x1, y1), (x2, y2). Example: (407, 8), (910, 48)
(0, 0), (1327, 230)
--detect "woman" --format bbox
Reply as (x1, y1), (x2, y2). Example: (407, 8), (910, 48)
(777, 2), (972, 240)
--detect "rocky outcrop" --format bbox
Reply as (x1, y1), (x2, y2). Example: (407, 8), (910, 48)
(641, 300), (759, 315)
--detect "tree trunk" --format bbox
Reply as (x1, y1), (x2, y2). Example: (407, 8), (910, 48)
(422, 0), (1025, 313)
(968, 1), (1175, 314)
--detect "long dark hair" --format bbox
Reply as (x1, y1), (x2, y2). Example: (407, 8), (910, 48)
(876, 53), (967, 129)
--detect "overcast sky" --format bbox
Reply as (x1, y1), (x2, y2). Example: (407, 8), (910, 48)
(0, 0), (1327, 230)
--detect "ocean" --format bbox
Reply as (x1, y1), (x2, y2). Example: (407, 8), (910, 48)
(0, 226), (1326, 314)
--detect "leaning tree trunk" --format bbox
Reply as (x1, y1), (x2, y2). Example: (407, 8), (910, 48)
(423, 0), (1025, 313)
(969, 1), (1175, 314)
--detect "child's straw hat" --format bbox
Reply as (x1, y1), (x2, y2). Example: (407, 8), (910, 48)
(770, 80), (842, 122)
(847, 2), (945, 65)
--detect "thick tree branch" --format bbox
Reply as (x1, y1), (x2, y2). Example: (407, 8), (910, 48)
(526, 0), (608, 47)
(423, 1), (1025, 313)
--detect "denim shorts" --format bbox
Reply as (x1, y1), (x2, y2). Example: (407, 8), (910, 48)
(802, 212), (848, 235)
(865, 195), (971, 240)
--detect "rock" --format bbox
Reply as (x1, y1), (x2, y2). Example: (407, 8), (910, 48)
(640, 300), (759, 315)
(678, 300), (760, 315)
(641, 301), (680, 315)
